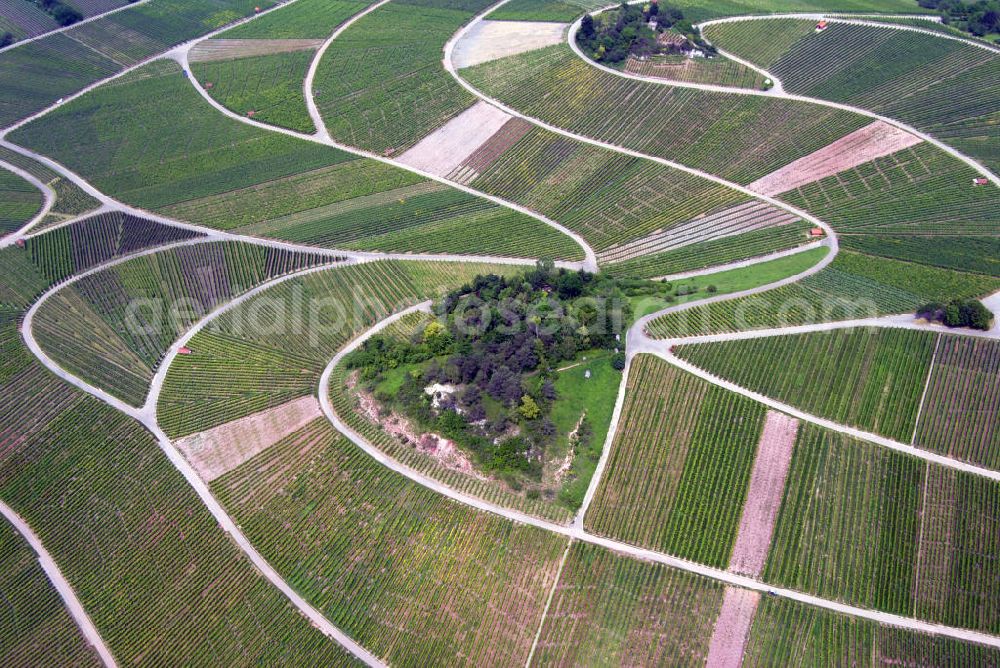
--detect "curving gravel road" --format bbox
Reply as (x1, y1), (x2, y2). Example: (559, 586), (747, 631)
(0, 500), (118, 667)
(0, 158), (55, 247)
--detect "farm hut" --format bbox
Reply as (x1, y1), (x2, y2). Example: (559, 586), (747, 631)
(178, 346), (193, 355)
(15, 238), (24, 248)
(254, 6), (261, 12)
(809, 228), (824, 237)
(815, 20), (828, 32)
(973, 177), (989, 186)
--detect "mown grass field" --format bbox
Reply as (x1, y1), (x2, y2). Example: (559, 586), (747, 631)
(462, 44), (869, 185)
(212, 417), (567, 666)
(0, 519), (101, 667)
(706, 20), (1000, 174)
(677, 327), (936, 442)
(585, 355), (765, 566)
(647, 249), (1000, 337)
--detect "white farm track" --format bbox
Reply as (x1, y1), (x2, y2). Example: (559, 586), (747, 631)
(1, 0), (1000, 664)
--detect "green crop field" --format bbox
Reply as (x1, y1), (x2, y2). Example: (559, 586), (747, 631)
(602, 222), (813, 279)
(780, 144), (1000, 236)
(222, 0), (372, 38)
(487, 0), (585, 22)
(677, 328), (936, 442)
(313, 0), (491, 154)
(0, 287), (362, 665)
(915, 336), (1000, 469)
(532, 541), (724, 665)
(647, 250), (1000, 337)
(461, 44), (869, 185)
(158, 260), (525, 437)
(585, 355), (765, 566)
(34, 240), (331, 406)
(212, 416), (567, 666)
(470, 126), (747, 251)
(745, 596), (1000, 666)
(11, 60), (579, 259)
(706, 20), (1000, 173)
(193, 50), (317, 133)
(0, 166), (43, 234)
(623, 51), (768, 89)
(841, 235), (1000, 277)
(764, 423), (924, 616)
(0, 519), (101, 666)
(764, 423), (1000, 633)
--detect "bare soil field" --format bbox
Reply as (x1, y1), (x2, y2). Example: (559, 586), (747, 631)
(397, 101), (513, 177)
(747, 120), (923, 196)
(705, 587), (760, 668)
(189, 39), (324, 63)
(452, 20), (567, 69)
(729, 411), (799, 577)
(446, 117), (533, 185)
(174, 396), (322, 481)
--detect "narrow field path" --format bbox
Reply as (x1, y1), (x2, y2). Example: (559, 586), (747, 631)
(0, 500), (117, 667)
(0, 157), (54, 245)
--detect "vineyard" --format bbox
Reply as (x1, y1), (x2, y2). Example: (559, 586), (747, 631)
(34, 240), (332, 406)
(915, 336), (1000, 469)
(706, 19), (1000, 173)
(676, 328), (936, 442)
(192, 50), (317, 133)
(221, 0), (371, 38)
(764, 423), (1000, 634)
(764, 423), (923, 615)
(646, 249), (1000, 337)
(0, 518), (100, 666)
(157, 260), (523, 437)
(779, 143), (1000, 236)
(313, 0), (488, 154)
(0, 0), (58, 40)
(532, 541), (724, 665)
(624, 52), (767, 89)
(10, 60), (579, 260)
(469, 126), (747, 252)
(841, 234), (1000, 277)
(0, 166), (42, 233)
(585, 355), (766, 566)
(0, 146), (100, 226)
(211, 417), (568, 666)
(461, 43), (869, 185)
(486, 0), (585, 23)
(745, 596), (1000, 666)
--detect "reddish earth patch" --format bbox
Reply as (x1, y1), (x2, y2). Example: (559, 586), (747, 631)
(174, 396), (322, 481)
(705, 587), (760, 668)
(746, 120), (923, 196)
(729, 410), (799, 577)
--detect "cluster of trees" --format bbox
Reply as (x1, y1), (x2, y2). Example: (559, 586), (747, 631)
(919, 0), (1000, 37)
(33, 0), (83, 26)
(0, 32), (14, 47)
(917, 298), (994, 330)
(576, 1), (712, 64)
(346, 262), (629, 486)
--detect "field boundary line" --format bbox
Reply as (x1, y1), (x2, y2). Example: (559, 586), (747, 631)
(524, 538), (572, 668)
(561, 5), (999, 184)
(912, 333), (942, 445)
(0, 157), (55, 245)
(0, 500), (118, 667)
